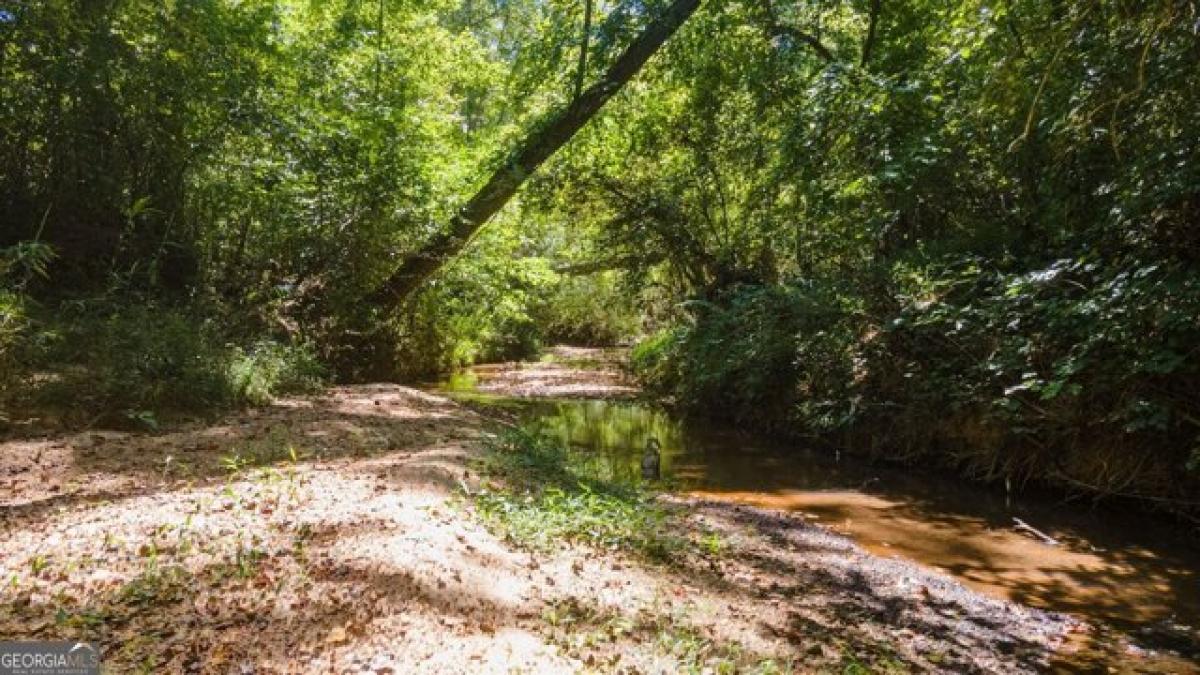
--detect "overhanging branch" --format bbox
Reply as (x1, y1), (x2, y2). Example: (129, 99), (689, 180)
(368, 0), (703, 308)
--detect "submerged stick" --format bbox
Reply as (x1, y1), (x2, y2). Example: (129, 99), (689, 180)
(1012, 517), (1059, 546)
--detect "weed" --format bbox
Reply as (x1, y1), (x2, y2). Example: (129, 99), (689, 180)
(699, 531), (726, 557)
(837, 641), (908, 675)
(232, 543), (264, 579)
(220, 452), (250, 474)
(470, 430), (686, 560)
(55, 607), (108, 631)
(538, 598), (791, 674)
(119, 565), (190, 607)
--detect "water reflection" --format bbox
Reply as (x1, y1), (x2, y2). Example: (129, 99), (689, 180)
(519, 399), (683, 484)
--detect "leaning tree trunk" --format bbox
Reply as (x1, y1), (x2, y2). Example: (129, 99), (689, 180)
(368, 0), (702, 307)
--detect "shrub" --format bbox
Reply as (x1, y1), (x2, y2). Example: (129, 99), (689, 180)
(636, 259), (1200, 517)
(3, 300), (326, 428)
(13, 302), (233, 425)
(629, 328), (678, 392)
(635, 283), (862, 433)
(1, 241), (55, 386)
(227, 339), (328, 406)
(537, 272), (640, 346)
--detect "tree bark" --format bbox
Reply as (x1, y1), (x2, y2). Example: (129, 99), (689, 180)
(368, 0), (702, 307)
(861, 0), (881, 67)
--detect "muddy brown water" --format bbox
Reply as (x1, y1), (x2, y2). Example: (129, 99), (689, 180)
(436, 368), (1200, 670)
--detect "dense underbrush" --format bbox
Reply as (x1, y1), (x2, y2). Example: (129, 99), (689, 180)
(0, 297), (326, 430)
(633, 256), (1200, 521)
(318, 263), (638, 383)
(1, 234), (636, 429)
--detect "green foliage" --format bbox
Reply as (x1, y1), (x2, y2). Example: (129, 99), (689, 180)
(2, 0), (1197, 516)
(228, 339), (328, 406)
(471, 430), (686, 559)
(629, 328), (678, 389)
(340, 231), (554, 381)
(4, 299), (325, 426)
(1, 0), (276, 288)
(32, 303), (231, 419)
(882, 256), (1200, 444)
(2, 0), (648, 403)
(536, 272), (640, 346)
(669, 285), (863, 432)
(0, 241), (55, 380)
(556, 0), (1200, 515)
(635, 258), (1200, 510)
(633, 284), (864, 435)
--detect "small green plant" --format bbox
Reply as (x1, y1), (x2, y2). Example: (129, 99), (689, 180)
(220, 452), (249, 474)
(28, 554), (49, 576)
(699, 531), (726, 557)
(539, 598), (791, 674)
(161, 454), (195, 479)
(119, 565), (189, 607)
(470, 430), (686, 559)
(55, 607), (108, 630)
(232, 543), (264, 579)
(542, 601), (580, 629)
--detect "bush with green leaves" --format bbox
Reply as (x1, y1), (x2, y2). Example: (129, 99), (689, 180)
(0, 241), (55, 377)
(637, 284), (864, 434)
(536, 272), (640, 346)
(869, 256), (1200, 493)
(227, 339), (327, 406)
(629, 328), (678, 391)
(635, 255), (1200, 516)
(3, 299), (326, 428)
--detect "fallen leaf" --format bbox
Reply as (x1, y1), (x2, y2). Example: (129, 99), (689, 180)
(325, 625), (348, 645)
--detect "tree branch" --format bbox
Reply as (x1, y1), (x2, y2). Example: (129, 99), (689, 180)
(761, 0), (834, 62)
(573, 0), (594, 101)
(772, 24), (834, 62)
(368, 0), (702, 307)
(861, 0), (881, 67)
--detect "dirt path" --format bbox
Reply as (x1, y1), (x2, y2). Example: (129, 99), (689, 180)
(0, 357), (1075, 673)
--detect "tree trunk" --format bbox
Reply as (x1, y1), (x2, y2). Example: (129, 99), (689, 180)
(573, 0), (594, 101)
(368, 0), (702, 307)
(860, 0), (881, 67)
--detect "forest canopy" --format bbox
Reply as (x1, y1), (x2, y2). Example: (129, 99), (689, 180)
(2, 0), (1198, 516)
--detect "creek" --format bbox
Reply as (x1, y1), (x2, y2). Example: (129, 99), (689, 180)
(435, 358), (1199, 670)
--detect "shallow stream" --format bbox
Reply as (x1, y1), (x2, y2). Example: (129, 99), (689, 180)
(436, 363), (1200, 670)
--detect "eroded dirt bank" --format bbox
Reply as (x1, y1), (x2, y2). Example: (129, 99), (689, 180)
(1, 362), (1075, 672)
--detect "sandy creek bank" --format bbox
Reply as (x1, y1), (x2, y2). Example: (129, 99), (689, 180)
(0, 346), (1155, 673)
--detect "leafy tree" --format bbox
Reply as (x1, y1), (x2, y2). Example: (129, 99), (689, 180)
(1, 0), (1197, 515)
